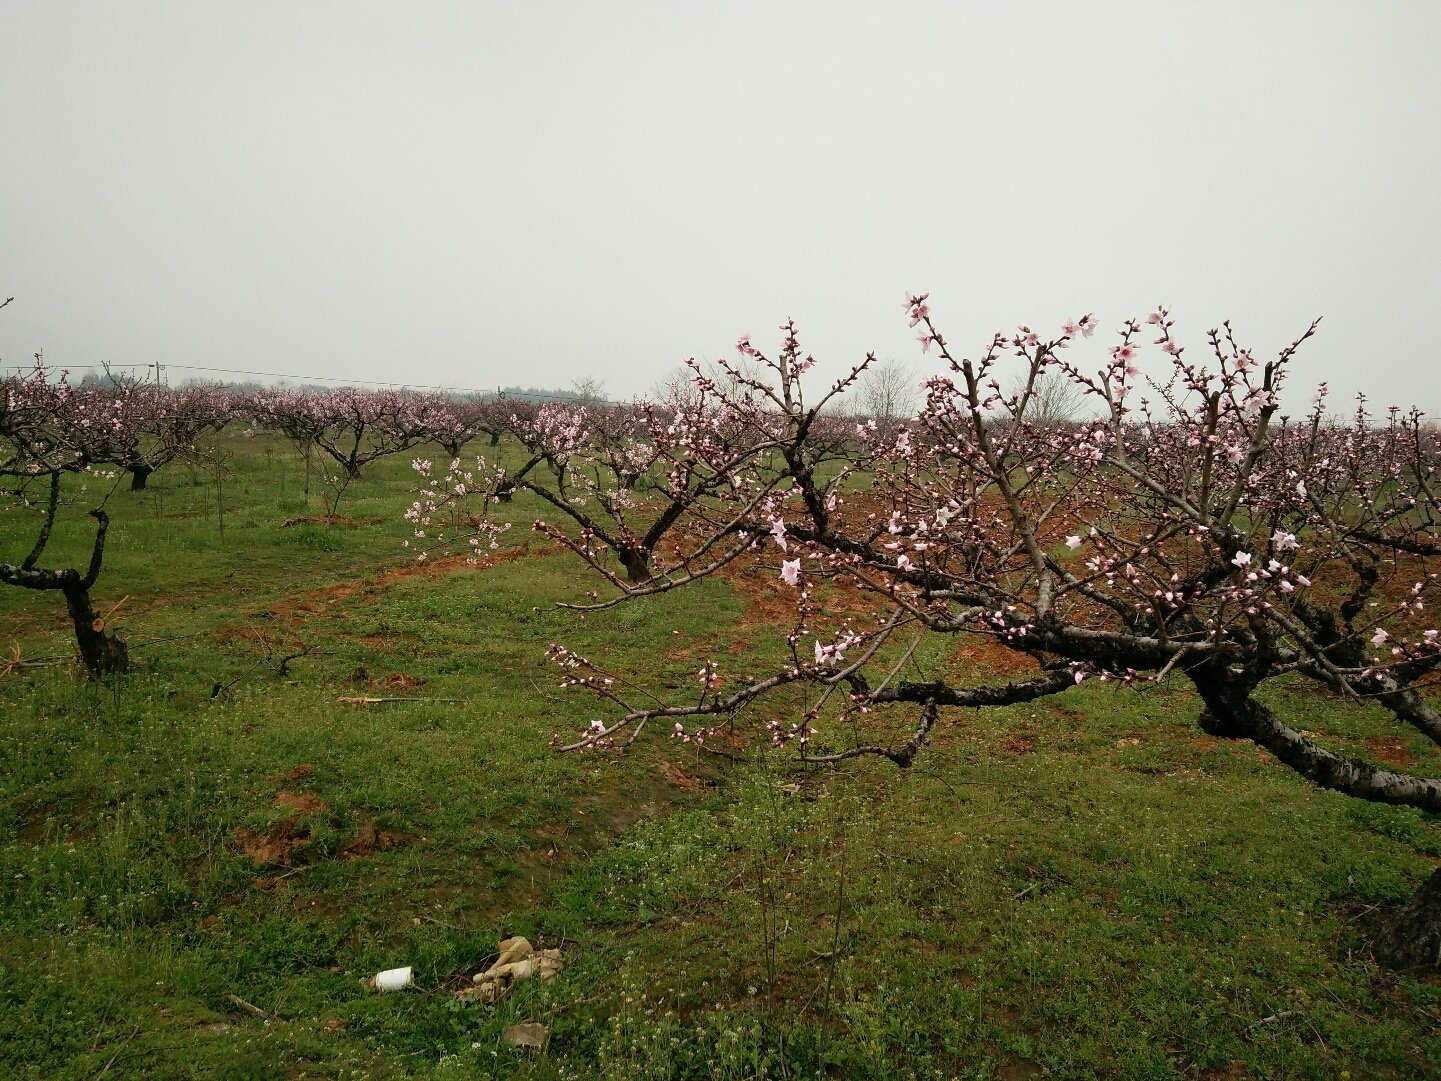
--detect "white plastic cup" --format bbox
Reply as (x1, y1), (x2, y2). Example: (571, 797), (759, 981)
(371, 966), (414, 992)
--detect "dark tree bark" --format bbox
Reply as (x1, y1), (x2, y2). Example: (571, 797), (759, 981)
(127, 461), (154, 491)
(1191, 676), (1441, 813)
(618, 545), (651, 583)
(1188, 662), (1441, 967)
(1, 505), (129, 677)
(62, 579), (129, 674)
(1373, 868), (1441, 970)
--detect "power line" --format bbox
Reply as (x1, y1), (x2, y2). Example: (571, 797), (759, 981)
(5, 362), (145, 370)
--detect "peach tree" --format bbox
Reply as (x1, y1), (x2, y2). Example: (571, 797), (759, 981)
(422, 299), (1441, 965)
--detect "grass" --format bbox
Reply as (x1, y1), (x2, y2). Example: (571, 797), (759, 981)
(2, 433), (1440, 1078)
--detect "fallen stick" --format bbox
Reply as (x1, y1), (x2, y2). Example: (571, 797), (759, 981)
(336, 696), (464, 706)
(1243, 1009), (1298, 1035)
(222, 991), (271, 1020)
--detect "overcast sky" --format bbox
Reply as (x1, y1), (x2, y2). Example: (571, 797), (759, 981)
(2, 2), (1438, 415)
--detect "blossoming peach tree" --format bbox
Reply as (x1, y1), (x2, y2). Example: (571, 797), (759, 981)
(1, 363), (132, 674)
(416, 297), (1441, 965)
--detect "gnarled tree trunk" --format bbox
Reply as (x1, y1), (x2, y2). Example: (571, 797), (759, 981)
(62, 581), (129, 675)
(1374, 868), (1441, 970)
(1, 503), (129, 678)
(618, 545), (650, 583)
(127, 461), (155, 491)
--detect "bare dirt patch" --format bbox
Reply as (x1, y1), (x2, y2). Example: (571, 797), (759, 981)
(716, 555), (881, 637)
(1366, 735), (1417, 768)
(657, 759), (703, 791)
(951, 636), (1040, 678)
(275, 791), (329, 815)
(338, 810), (408, 860)
(234, 771), (405, 872)
(233, 821), (311, 869)
(271, 763), (316, 784)
(666, 634), (719, 662)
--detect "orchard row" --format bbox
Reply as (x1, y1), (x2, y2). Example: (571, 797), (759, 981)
(6, 303), (1441, 960)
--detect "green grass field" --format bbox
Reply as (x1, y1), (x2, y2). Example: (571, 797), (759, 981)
(2, 434), (1440, 1079)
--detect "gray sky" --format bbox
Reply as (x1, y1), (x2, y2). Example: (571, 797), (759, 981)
(2, 1), (1438, 414)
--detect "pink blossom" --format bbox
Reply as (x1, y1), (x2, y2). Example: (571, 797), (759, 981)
(905, 293), (932, 330)
(1231, 551), (1252, 569)
(1272, 530), (1299, 552)
(1371, 627), (1389, 646)
(1065, 535), (1082, 549)
(780, 559), (801, 586)
(769, 516), (788, 551)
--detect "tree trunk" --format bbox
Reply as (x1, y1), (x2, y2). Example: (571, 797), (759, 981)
(62, 584), (128, 676)
(1373, 868), (1441, 970)
(3, 501), (126, 678)
(128, 463), (154, 491)
(619, 545), (650, 583)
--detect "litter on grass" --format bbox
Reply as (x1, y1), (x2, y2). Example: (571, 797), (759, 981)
(502, 1022), (550, 1050)
(455, 936), (563, 1004)
(364, 966), (415, 992)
